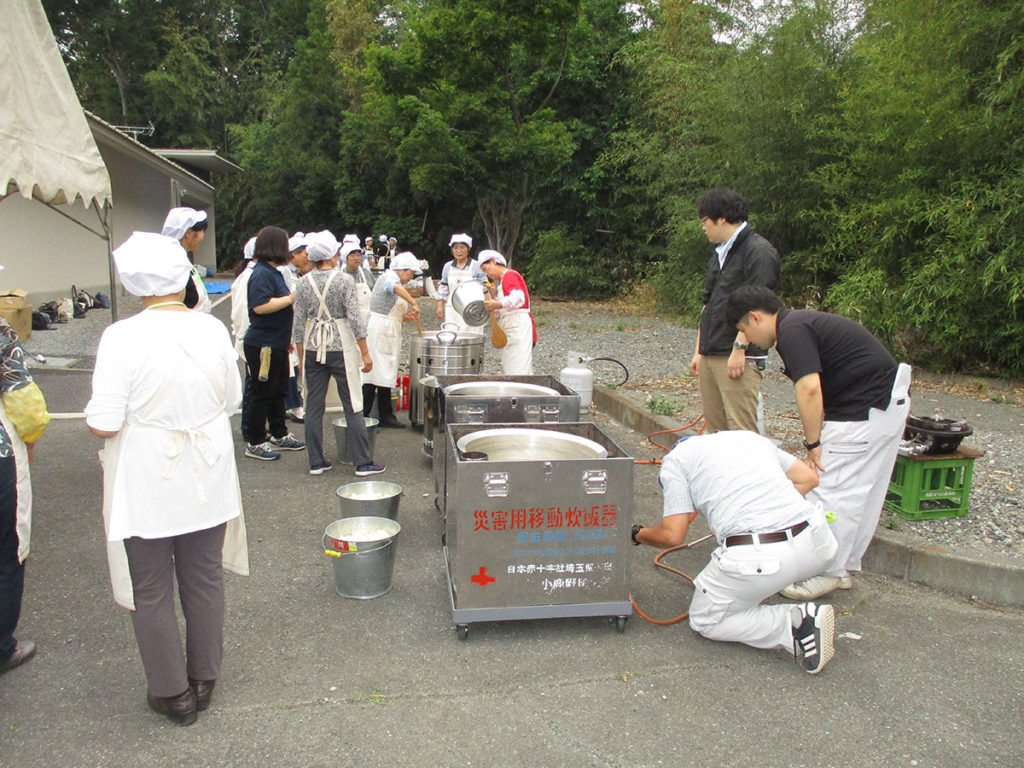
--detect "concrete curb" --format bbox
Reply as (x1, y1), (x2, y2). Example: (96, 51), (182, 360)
(593, 383), (1024, 607)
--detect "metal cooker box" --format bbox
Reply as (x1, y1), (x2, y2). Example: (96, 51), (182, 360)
(430, 375), (582, 517)
(443, 422), (633, 638)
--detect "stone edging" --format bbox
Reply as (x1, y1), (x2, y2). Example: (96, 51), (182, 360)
(593, 383), (1024, 607)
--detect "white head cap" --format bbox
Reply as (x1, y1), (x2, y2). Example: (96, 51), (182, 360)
(340, 242), (363, 259)
(379, 234), (388, 243)
(342, 234), (360, 245)
(389, 251), (423, 274)
(243, 236), (257, 260)
(161, 207), (208, 241)
(448, 233), (473, 248)
(114, 232), (192, 297)
(305, 230), (341, 263)
(477, 249), (506, 267)
(288, 233), (308, 253)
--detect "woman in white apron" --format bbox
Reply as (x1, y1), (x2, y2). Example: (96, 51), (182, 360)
(345, 239), (375, 323)
(292, 233), (382, 476)
(361, 252), (422, 428)
(435, 233), (487, 332)
(85, 232), (248, 727)
(479, 250), (537, 375)
(0, 311), (50, 676)
(161, 206), (212, 312)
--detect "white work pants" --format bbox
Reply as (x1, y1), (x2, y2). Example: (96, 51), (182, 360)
(688, 518), (838, 652)
(807, 363), (912, 576)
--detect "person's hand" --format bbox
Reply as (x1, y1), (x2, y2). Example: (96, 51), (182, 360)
(361, 353), (373, 373)
(26, 442), (35, 464)
(727, 347), (746, 379)
(484, 298), (501, 311)
(690, 353), (701, 377)
(436, 302), (444, 320)
(409, 305), (421, 319)
(806, 446), (825, 473)
(631, 524), (645, 546)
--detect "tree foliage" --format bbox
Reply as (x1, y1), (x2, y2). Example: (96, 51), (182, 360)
(42, 0), (1024, 373)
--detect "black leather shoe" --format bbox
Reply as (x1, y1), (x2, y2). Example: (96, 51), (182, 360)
(0, 639), (36, 674)
(189, 678), (216, 711)
(147, 688), (198, 726)
(378, 418), (406, 429)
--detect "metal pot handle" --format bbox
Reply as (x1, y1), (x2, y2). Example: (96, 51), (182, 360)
(437, 324), (459, 345)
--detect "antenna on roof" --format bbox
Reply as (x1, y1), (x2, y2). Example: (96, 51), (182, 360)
(111, 122), (155, 141)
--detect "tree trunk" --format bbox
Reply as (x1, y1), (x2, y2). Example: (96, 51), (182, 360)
(476, 172), (530, 266)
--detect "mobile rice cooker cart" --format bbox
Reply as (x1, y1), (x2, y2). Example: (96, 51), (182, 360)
(443, 422), (633, 640)
(429, 374), (582, 517)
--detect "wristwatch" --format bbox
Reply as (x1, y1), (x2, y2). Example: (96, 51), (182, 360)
(803, 438), (822, 450)
(733, 340), (749, 350)
(631, 524), (644, 546)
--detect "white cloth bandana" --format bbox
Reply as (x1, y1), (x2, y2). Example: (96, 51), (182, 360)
(114, 232), (192, 296)
(161, 207), (208, 241)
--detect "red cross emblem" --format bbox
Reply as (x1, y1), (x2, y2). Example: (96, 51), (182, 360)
(470, 566), (496, 587)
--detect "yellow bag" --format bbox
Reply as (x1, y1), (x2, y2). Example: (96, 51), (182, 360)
(3, 382), (51, 443)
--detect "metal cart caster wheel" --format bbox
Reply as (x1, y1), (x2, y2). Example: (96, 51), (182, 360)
(456, 625), (469, 641)
(616, 616), (628, 633)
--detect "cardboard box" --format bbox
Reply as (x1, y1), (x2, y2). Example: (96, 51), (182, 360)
(0, 290), (32, 341)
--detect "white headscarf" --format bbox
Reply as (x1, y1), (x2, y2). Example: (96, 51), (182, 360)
(114, 232), (192, 296)
(305, 230), (341, 263)
(161, 207), (208, 241)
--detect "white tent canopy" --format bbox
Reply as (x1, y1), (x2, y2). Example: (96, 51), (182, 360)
(0, 0), (111, 208)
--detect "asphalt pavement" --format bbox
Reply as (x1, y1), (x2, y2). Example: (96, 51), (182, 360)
(2, 360), (1023, 766)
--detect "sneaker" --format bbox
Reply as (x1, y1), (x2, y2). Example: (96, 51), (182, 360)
(245, 442), (281, 461)
(355, 462), (386, 477)
(270, 433), (306, 451)
(309, 461), (333, 476)
(791, 602), (835, 674)
(0, 640), (37, 674)
(779, 574), (850, 600)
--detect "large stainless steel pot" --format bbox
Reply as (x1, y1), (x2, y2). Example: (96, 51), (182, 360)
(449, 280), (490, 327)
(443, 382), (559, 398)
(408, 326), (485, 426)
(455, 427), (609, 461)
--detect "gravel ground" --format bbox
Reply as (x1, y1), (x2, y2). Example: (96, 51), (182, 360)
(23, 289), (1024, 561)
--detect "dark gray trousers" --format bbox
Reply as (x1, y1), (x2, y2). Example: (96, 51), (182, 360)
(124, 522), (227, 697)
(304, 351), (372, 468)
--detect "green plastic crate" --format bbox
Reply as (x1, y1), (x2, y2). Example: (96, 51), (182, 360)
(884, 449), (981, 520)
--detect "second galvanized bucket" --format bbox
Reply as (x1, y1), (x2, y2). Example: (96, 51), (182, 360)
(323, 516), (401, 599)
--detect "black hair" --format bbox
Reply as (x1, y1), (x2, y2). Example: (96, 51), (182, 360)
(724, 285), (783, 327)
(190, 219), (209, 232)
(254, 226), (289, 265)
(697, 188), (749, 224)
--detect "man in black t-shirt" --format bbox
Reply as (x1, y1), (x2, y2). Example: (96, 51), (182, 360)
(725, 286), (912, 600)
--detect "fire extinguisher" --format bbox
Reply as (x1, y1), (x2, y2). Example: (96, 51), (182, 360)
(395, 374), (410, 411)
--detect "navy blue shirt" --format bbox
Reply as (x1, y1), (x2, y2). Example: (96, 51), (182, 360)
(244, 261), (293, 349)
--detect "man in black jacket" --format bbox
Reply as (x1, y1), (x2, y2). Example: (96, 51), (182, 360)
(690, 188), (780, 433)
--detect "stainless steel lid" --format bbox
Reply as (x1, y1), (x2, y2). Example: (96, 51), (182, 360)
(456, 427), (608, 461)
(445, 381), (560, 398)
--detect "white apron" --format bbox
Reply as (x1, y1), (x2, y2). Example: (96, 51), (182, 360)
(495, 279), (534, 374)
(0, 403), (33, 564)
(191, 267), (213, 314)
(300, 271), (364, 412)
(99, 342), (249, 610)
(443, 262), (478, 332)
(362, 294), (408, 388)
(352, 268), (373, 322)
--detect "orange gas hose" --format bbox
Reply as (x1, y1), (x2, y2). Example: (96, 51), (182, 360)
(630, 416), (710, 624)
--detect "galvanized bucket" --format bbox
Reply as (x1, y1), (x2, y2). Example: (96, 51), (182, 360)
(332, 416), (378, 465)
(335, 480), (402, 521)
(323, 516), (401, 599)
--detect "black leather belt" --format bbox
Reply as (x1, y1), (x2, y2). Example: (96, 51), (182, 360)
(724, 520), (809, 548)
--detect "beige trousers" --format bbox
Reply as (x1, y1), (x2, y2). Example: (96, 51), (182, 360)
(697, 355), (763, 433)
